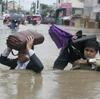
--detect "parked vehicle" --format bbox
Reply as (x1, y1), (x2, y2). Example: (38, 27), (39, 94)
(42, 17), (55, 24)
(31, 14), (41, 25)
(26, 14), (41, 25)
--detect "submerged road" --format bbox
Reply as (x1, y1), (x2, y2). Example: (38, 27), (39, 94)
(0, 22), (100, 99)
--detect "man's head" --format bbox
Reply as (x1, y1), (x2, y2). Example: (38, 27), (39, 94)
(18, 49), (29, 63)
(84, 40), (99, 59)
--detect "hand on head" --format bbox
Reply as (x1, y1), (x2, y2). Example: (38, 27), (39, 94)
(18, 36), (34, 63)
(18, 35), (34, 54)
(26, 36), (34, 50)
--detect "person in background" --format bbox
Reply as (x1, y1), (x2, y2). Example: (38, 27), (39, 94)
(0, 36), (44, 73)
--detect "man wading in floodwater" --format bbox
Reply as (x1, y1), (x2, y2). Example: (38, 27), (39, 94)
(54, 39), (100, 71)
(0, 36), (44, 73)
(49, 25), (100, 71)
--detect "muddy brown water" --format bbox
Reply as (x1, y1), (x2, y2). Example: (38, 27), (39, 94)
(0, 24), (100, 99)
(0, 70), (100, 99)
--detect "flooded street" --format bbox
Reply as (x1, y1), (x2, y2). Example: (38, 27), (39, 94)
(0, 22), (100, 99)
(0, 70), (100, 99)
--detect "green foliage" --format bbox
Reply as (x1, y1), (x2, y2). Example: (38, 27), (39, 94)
(40, 4), (55, 17)
(0, 0), (2, 4)
(30, 2), (36, 14)
(30, 2), (55, 18)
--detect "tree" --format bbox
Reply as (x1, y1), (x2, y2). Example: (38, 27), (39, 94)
(40, 4), (55, 18)
(0, 0), (2, 4)
(30, 2), (36, 14)
(30, 2), (55, 18)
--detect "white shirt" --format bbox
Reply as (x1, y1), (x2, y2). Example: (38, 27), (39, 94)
(1, 48), (35, 70)
(15, 60), (30, 69)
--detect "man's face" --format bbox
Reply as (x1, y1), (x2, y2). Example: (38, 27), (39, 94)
(84, 47), (97, 59)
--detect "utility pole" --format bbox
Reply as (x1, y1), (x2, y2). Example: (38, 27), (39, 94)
(36, 0), (40, 14)
(5, 0), (8, 10)
(18, 0), (20, 12)
(13, 0), (15, 10)
(0, 0), (2, 14)
(0, 0), (2, 4)
(19, 0), (20, 9)
(58, 0), (60, 3)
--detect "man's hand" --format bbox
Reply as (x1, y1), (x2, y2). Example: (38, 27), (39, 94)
(74, 59), (87, 65)
(88, 59), (96, 63)
(95, 59), (100, 67)
(26, 36), (34, 50)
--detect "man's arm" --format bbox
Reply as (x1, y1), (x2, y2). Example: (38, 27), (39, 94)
(0, 47), (17, 68)
(71, 59), (89, 70)
(27, 51), (44, 73)
(26, 36), (44, 73)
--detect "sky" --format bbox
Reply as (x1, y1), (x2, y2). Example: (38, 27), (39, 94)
(15, 0), (56, 10)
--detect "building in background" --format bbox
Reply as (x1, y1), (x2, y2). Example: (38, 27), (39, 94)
(56, 0), (83, 15)
(92, 0), (100, 28)
(83, 0), (100, 28)
(55, 0), (100, 28)
(55, 0), (84, 26)
(7, 1), (18, 11)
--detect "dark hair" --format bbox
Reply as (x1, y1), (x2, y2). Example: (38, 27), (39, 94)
(85, 40), (99, 52)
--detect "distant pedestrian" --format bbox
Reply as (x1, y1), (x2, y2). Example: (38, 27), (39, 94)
(9, 20), (19, 33)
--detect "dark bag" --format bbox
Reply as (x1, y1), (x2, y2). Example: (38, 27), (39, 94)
(72, 35), (97, 55)
(7, 30), (44, 50)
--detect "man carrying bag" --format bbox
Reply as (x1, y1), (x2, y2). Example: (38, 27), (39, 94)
(0, 30), (44, 73)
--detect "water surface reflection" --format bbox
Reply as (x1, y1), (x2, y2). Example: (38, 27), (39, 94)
(0, 70), (100, 99)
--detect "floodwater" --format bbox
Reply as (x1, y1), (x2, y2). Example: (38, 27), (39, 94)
(0, 70), (100, 99)
(0, 23), (100, 99)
